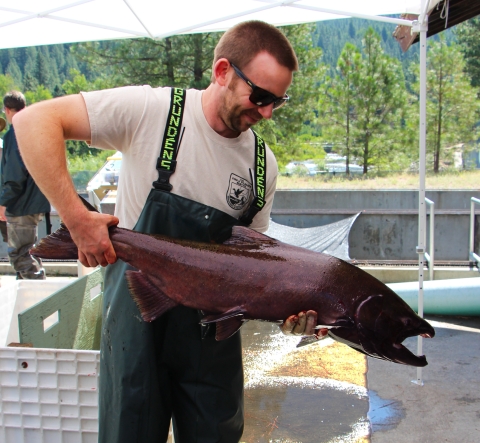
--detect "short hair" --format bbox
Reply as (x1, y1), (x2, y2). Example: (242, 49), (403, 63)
(3, 91), (26, 112)
(213, 21), (298, 75)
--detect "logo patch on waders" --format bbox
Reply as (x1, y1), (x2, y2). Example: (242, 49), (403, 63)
(227, 174), (252, 210)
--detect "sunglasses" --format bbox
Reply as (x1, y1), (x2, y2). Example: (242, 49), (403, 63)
(230, 63), (289, 110)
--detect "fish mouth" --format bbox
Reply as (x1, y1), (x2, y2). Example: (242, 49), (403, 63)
(328, 319), (435, 367)
(389, 323), (435, 367)
(395, 320), (436, 344)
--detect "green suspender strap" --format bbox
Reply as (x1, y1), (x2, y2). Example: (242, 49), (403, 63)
(153, 88), (187, 191)
(239, 130), (267, 226)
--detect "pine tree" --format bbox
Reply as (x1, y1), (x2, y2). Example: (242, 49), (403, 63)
(411, 37), (480, 172)
(318, 43), (361, 174)
(318, 28), (410, 173)
(456, 16), (480, 88)
(72, 33), (220, 88)
(5, 59), (23, 89)
(354, 28), (408, 173)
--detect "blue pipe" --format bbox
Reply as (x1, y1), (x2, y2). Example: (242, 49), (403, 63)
(387, 278), (480, 316)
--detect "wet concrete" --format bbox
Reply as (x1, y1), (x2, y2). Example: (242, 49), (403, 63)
(367, 315), (480, 443)
(241, 321), (369, 443)
(367, 390), (405, 433)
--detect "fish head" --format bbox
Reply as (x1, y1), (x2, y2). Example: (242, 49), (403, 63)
(328, 291), (435, 367)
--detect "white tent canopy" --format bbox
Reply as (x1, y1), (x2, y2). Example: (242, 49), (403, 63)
(0, 0), (441, 49)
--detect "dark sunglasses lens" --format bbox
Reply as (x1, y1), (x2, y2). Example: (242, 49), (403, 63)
(249, 88), (275, 107)
(249, 88), (288, 110)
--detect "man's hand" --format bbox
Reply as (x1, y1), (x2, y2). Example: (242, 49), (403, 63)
(280, 310), (328, 339)
(67, 210), (119, 268)
(0, 206), (6, 222)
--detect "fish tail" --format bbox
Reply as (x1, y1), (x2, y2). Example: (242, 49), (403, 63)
(31, 195), (97, 260)
(30, 223), (79, 260)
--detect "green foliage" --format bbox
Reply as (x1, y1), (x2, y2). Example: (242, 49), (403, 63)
(72, 33), (221, 88)
(256, 23), (326, 166)
(62, 69), (115, 95)
(0, 74), (20, 135)
(67, 149), (115, 174)
(456, 16), (480, 88)
(314, 16), (455, 79)
(318, 28), (410, 174)
(410, 37), (480, 173)
(0, 74), (19, 99)
(318, 42), (361, 171)
(68, 150), (116, 191)
(24, 85), (53, 105)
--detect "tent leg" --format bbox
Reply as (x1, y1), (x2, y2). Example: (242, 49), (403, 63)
(413, 2), (428, 387)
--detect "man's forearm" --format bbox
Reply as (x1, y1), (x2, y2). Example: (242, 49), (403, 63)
(12, 95), (91, 226)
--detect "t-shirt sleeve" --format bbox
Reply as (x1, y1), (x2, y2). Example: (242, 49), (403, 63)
(81, 86), (149, 153)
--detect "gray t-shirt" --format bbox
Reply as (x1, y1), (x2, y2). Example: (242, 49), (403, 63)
(81, 86), (277, 232)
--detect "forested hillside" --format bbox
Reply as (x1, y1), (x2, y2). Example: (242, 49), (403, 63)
(0, 17), (454, 96)
(0, 45), (86, 97)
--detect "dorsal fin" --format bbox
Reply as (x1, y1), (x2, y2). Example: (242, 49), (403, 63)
(223, 225), (276, 248)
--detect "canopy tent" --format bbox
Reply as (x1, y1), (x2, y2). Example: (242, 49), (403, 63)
(1, 0), (478, 383)
(0, 1), (437, 49)
(394, 0), (480, 51)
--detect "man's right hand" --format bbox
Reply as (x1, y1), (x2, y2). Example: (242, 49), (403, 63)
(67, 210), (119, 267)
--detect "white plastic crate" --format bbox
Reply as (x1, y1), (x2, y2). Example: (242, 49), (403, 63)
(0, 276), (102, 443)
(0, 280), (71, 347)
(0, 347), (99, 443)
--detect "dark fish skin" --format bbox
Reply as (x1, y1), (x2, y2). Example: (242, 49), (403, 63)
(31, 222), (435, 367)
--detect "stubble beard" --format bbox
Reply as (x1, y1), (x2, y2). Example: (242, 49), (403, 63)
(220, 80), (262, 134)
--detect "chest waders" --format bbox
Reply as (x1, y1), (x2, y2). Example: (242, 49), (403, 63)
(99, 88), (266, 443)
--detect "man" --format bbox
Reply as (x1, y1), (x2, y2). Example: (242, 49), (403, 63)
(14, 21), (321, 442)
(0, 116), (7, 244)
(0, 91), (50, 280)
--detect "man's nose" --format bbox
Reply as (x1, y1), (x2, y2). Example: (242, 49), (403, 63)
(257, 104), (274, 120)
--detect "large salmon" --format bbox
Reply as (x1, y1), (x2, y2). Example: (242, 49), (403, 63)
(31, 214), (434, 367)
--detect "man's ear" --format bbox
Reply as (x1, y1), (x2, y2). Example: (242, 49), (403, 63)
(212, 58), (230, 86)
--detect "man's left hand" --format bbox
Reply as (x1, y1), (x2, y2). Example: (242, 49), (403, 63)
(280, 310), (318, 336)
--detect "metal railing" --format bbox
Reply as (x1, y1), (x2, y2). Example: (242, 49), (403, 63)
(469, 197), (480, 271)
(424, 198), (435, 280)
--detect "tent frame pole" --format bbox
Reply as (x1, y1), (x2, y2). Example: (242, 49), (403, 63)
(413, 0), (428, 387)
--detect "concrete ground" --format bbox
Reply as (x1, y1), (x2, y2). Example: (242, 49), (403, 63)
(367, 314), (480, 443)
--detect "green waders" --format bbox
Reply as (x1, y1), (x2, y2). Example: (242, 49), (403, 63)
(99, 189), (245, 443)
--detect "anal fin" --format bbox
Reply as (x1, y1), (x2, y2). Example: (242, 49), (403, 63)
(125, 270), (178, 322)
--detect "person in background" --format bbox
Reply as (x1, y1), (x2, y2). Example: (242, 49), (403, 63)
(0, 91), (50, 279)
(13, 21), (322, 443)
(0, 116), (7, 244)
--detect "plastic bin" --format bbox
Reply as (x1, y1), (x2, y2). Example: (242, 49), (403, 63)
(0, 270), (103, 443)
(1, 280), (71, 347)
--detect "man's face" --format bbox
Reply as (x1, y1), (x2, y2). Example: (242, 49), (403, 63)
(219, 52), (293, 135)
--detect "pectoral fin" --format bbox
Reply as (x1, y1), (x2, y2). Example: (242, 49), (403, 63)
(125, 270), (178, 322)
